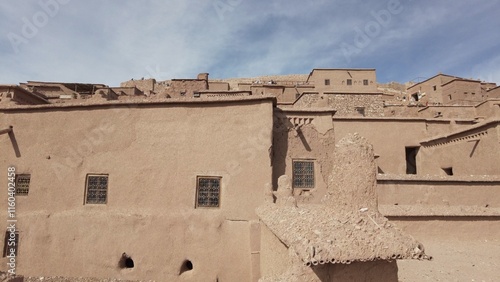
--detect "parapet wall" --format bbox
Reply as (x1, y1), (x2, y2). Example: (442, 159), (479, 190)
(377, 175), (500, 216)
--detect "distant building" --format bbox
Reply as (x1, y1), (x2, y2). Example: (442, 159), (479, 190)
(1, 68), (499, 281)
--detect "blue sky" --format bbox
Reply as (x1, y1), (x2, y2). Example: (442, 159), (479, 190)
(1, 0), (499, 86)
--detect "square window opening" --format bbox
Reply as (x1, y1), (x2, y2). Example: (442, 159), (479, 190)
(196, 176), (221, 208)
(85, 174), (109, 204)
(293, 160), (315, 188)
(324, 79), (330, 86)
(363, 79), (368, 86)
(347, 79), (352, 86)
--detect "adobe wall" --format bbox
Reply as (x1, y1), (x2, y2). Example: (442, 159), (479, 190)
(419, 124), (500, 176)
(309, 70), (377, 93)
(259, 224), (290, 279)
(441, 80), (482, 104)
(0, 98), (274, 281)
(332, 119), (427, 174)
(407, 75), (454, 105)
(120, 79), (156, 93)
(378, 177), (500, 211)
(208, 81), (229, 91)
(416, 105), (476, 119)
(475, 99), (500, 118)
(163, 80), (207, 98)
(272, 110), (335, 203)
(487, 87), (500, 98)
(327, 93), (384, 117)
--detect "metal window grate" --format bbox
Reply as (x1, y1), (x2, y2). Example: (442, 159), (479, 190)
(15, 174), (30, 195)
(293, 161), (315, 188)
(196, 177), (221, 208)
(86, 175), (108, 204)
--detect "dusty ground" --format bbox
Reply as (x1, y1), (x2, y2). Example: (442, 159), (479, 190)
(397, 238), (500, 282)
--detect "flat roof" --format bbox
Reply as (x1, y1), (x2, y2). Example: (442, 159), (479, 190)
(0, 95), (277, 112)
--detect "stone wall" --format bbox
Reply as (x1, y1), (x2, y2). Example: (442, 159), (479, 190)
(327, 94), (384, 117)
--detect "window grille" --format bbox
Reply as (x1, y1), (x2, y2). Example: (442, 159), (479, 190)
(15, 174), (30, 195)
(196, 177), (221, 208)
(293, 161), (314, 188)
(85, 174), (108, 204)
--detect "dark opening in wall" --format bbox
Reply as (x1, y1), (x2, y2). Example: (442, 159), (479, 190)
(120, 253), (134, 269)
(411, 93), (419, 101)
(377, 166), (385, 174)
(179, 259), (193, 274)
(405, 147), (419, 174)
(442, 167), (453, 176)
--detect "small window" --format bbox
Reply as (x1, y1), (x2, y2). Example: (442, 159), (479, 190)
(448, 95), (452, 100)
(85, 174), (108, 204)
(324, 79), (330, 86)
(3, 231), (19, 257)
(363, 79), (368, 86)
(464, 92), (468, 95)
(433, 85), (437, 91)
(471, 92), (475, 95)
(196, 177), (221, 208)
(347, 79), (352, 86)
(405, 147), (419, 175)
(193, 91), (200, 98)
(15, 174), (30, 195)
(292, 160), (314, 188)
(180, 91), (186, 96)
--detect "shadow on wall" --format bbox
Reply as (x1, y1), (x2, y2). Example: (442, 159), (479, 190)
(1, 126), (21, 157)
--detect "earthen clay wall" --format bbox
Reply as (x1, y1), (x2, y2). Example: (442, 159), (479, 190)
(441, 79), (482, 105)
(120, 79), (156, 93)
(416, 105), (476, 119)
(0, 98), (274, 281)
(407, 75), (455, 105)
(163, 80), (207, 98)
(475, 99), (500, 118)
(208, 81), (229, 91)
(487, 86), (500, 98)
(327, 93), (384, 117)
(308, 69), (377, 93)
(419, 123), (500, 176)
(272, 110), (335, 203)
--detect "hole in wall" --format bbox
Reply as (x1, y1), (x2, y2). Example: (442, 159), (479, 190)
(119, 253), (134, 269)
(442, 167), (453, 176)
(179, 259), (193, 274)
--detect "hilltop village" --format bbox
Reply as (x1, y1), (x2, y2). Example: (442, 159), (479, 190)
(1, 68), (499, 281)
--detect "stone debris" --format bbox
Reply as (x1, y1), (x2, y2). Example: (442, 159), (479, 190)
(257, 133), (430, 269)
(257, 204), (429, 265)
